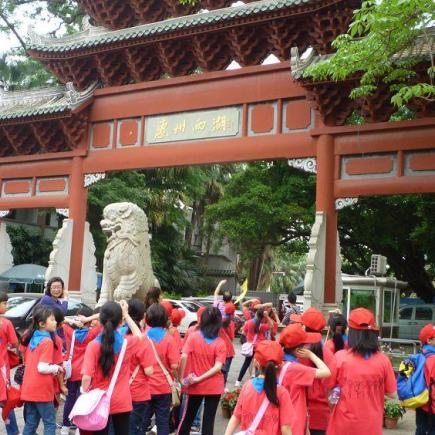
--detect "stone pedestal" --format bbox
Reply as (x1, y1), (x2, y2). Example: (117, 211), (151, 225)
(0, 223), (13, 274)
(304, 212), (343, 313)
(45, 219), (97, 306)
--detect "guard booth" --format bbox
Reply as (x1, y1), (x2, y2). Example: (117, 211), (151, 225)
(342, 275), (407, 337)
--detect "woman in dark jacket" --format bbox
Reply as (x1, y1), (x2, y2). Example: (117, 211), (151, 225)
(40, 276), (69, 314)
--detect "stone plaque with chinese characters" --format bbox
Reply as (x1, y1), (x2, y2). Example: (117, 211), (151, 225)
(146, 107), (241, 144)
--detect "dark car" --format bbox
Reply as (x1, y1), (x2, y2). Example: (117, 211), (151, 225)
(5, 293), (91, 337)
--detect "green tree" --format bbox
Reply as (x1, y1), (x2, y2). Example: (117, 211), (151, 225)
(6, 225), (52, 266)
(304, 0), (435, 108)
(339, 195), (435, 302)
(206, 161), (315, 290)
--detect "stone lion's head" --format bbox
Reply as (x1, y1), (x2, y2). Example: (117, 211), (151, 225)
(100, 202), (148, 239)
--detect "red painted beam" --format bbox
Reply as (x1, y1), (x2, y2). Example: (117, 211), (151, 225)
(83, 133), (315, 173)
(0, 160), (73, 179)
(335, 176), (435, 197)
(90, 63), (305, 121)
(0, 195), (69, 209)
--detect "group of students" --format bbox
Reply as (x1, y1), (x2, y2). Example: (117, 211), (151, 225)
(2, 278), (435, 435)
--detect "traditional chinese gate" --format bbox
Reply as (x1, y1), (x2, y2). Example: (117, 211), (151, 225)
(0, 0), (434, 311)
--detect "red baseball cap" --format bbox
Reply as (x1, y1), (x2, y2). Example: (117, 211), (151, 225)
(290, 313), (302, 324)
(224, 303), (236, 315)
(279, 324), (321, 348)
(419, 324), (435, 343)
(197, 306), (207, 322)
(160, 300), (173, 315)
(301, 307), (326, 332)
(255, 340), (283, 367)
(171, 309), (186, 327)
(348, 307), (379, 331)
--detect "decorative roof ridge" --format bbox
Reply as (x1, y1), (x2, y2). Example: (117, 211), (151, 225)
(0, 82), (97, 120)
(27, 0), (323, 52)
(291, 26), (435, 80)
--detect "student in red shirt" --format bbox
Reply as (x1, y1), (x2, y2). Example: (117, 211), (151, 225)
(324, 313), (348, 355)
(279, 324), (331, 435)
(127, 299), (154, 435)
(416, 323), (435, 434)
(235, 307), (273, 387)
(81, 301), (144, 435)
(20, 305), (63, 435)
(299, 307), (332, 435)
(221, 303), (236, 388)
(143, 303), (180, 435)
(61, 306), (101, 434)
(178, 306), (227, 435)
(326, 308), (397, 435)
(0, 291), (19, 435)
(170, 309), (186, 354)
(224, 340), (294, 435)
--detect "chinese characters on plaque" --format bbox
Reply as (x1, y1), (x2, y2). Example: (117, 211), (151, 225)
(146, 107), (241, 144)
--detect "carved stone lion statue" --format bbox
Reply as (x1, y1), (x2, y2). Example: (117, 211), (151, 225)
(96, 202), (159, 306)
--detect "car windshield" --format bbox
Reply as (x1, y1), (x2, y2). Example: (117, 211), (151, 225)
(6, 298), (38, 318)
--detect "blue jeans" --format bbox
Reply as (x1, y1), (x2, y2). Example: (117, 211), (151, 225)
(130, 401), (149, 435)
(23, 401), (56, 435)
(5, 410), (19, 435)
(416, 407), (435, 435)
(143, 394), (171, 435)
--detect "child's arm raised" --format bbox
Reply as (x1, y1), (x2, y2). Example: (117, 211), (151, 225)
(296, 348), (331, 379)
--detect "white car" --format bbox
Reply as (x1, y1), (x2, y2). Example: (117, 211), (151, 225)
(165, 299), (202, 334)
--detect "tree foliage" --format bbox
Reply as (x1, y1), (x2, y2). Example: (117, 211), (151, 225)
(304, 0), (435, 108)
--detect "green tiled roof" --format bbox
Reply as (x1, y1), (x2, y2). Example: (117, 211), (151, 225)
(0, 82), (96, 121)
(28, 0), (319, 53)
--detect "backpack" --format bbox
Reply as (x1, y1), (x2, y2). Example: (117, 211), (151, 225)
(397, 352), (432, 409)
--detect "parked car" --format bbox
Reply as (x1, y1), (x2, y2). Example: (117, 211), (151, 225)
(185, 296), (246, 335)
(5, 293), (91, 337)
(165, 299), (203, 335)
(398, 304), (435, 339)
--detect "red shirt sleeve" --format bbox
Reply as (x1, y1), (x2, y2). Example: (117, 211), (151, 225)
(5, 320), (18, 346)
(81, 341), (98, 377)
(182, 332), (194, 356)
(139, 340), (154, 369)
(39, 339), (54, 364)
(384, 355), (397, 394)
(53, 336), (64, 364)
(293, 364), (316, 387)
(233, 382), (248, 420)
(215, 339), (227, 365)
(166, 335), (181, 367)
(278, 386), (295, 428)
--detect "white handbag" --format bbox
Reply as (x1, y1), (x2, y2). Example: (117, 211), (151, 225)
(63, 331), (76, 380)
(241, 334), (258, 357)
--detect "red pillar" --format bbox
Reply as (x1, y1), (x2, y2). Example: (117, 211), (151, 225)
(68, 157), (87, 291)
(315, 135), (337, 304)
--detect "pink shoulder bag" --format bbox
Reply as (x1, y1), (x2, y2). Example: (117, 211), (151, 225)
(69, 339), (127, 431)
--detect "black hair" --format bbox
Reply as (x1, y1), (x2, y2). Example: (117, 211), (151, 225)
(77, 305), (94, 319)
(146, 303), (168, 328)
(263, 361), (279, 406)
(127, 299), (146, 333)
(0, 291), (8, 303)
(99, 302), (122, 378)
(348, 327), (379, 357)
(287, 292), (297, 304)
(21, 305), (55, 347)
(329, 314), (348, 353)
(200, 306), (222, 339)
(305, 326), (323, 360)
(254, 308), (265, 334)
(45, 277), (64, 298)
(145, 287), (161, 310)
(223, 291), (232, 303)
(52, 306), (65, 325)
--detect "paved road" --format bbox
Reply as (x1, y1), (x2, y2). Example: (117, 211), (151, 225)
(9, 340), (415, 434)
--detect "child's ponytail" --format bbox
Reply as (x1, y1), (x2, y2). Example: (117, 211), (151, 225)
(98, 302), (122, 378)
(329, 314), (347, 353)
(263, 361), (279, 406)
